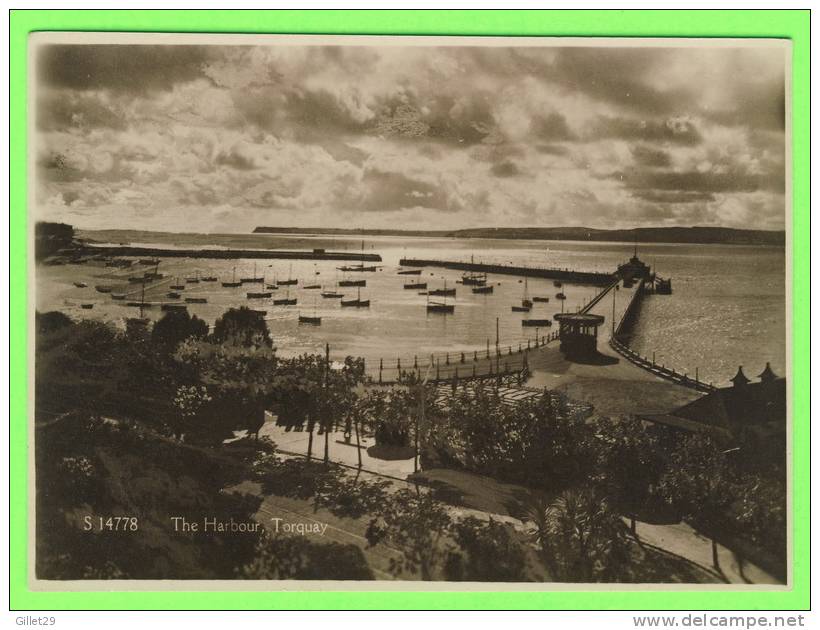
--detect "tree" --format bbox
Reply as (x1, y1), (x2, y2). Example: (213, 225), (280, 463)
(212, 307), (272, 348)
(365, 489), (452, 580)
(435, 386), (593, 491)
(591, 417), (665, 536)
(657, 434), (736, 571)
(35, 310), (73, 335)
(152, 310), (209, 348)
(527, 488), (630, 582)
(172, 384), (213, 441)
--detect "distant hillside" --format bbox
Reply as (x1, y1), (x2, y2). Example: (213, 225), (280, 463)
(253, 226), (785, 246)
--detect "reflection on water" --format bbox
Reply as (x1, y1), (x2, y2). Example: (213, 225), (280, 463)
(40, 231), (786, 387)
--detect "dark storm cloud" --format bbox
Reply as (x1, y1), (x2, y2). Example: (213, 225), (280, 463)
(592, 116), (702, 145)
(631, 144), (671, 168)
(320, 141), (369, 166)
(38, 150), (134, 185)
(535, 144), (571, 157)
(706, 77), (786, 131)
(548, 48), (688, 115)
(284, 88), (368, 133)
(232, 85), (370, 141)
(371, 92), (496, 146)
(372, 103), (431, 139)
(490, 161), (520, 178)
(37, 92), (127, 131)
(630, 190), (716, 204)
(61, 190), (80, 205)
(613, 167), (784, 196)
(529, 112), (575, 142)
(214, 150), (256, 170)
(360, 169), (452, 212)
(37, 45), (216, 94)
(461, 47), (685, 117)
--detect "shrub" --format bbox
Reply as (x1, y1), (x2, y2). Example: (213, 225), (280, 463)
(444, 517), (529, 582)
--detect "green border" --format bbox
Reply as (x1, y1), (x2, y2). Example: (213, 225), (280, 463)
(10, 9), (810, 610)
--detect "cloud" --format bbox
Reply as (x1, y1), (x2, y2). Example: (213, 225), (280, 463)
(630, 190), (715, 204)
(592, 116), (702, 145)
(547, 48), (687, 115)
(37, 45), (215, 94)
(631, 144), (671, 168)
(37, 91), (127, 131)
(535, 144), (571, 157)
(33, 41), (787, 231)
(615, 168), (780, 195)
(490, 160), (520, 178)
(214, 149), (256, 170)
(529, 112), (575, 141)
(354, 169), (454, 212)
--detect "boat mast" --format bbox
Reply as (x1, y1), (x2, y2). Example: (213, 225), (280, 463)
(139, 278), (146, 319)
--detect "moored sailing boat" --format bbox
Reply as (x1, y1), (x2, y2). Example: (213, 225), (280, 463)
(460, 255), (487, 286)
(521, 277), (533, 309)
(222, 267), (241, 288)
(273, 289), (297, 306)
(278, 264), (298, 286)
(338, 239), (379, 272)
(426, 283), (454, 314)
(321, 286), (344, 298)
(340, 286), (369, 308)
(240, 263), (264, 284)
(298, 299), (322, 325)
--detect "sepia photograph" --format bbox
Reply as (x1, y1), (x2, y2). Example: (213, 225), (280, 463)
(30, 33), (789, 587)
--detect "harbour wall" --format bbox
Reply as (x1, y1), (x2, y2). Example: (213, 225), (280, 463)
(76, 245), (382, 262)
(399, 258), (614, 286)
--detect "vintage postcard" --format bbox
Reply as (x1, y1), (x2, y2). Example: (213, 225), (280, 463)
(29, 32), (790, 589)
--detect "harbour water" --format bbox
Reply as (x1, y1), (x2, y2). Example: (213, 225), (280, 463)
(38, 230), (786, 387)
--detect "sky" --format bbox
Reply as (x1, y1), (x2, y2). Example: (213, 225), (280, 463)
(34, 40), (787, 233)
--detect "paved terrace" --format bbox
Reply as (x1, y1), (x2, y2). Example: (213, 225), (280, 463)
(525, 281), (703, 417)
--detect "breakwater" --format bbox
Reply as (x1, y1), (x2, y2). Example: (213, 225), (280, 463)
(77, 245), (382, 262)
(399, 258), (613, 286)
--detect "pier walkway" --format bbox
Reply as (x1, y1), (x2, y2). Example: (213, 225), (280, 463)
(525, 281), (703, 417)
(366, 278), (702, 418)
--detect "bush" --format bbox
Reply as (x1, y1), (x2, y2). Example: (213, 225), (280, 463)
(444, 517), (529, 582)
(528, 488), (630, 582)
(238, 533), (374, 580)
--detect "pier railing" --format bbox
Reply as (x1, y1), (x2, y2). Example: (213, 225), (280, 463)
(359, 330), (561, 385)
(609, 278), (717, 394)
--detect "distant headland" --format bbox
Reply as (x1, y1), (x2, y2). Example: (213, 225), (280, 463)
(253, 225), (785, 246)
